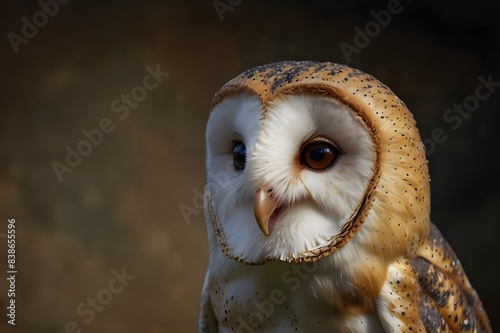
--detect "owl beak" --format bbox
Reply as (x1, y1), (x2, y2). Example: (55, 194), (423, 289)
(254, 187), (277, 236)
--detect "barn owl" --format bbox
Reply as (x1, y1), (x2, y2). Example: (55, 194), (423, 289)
(199, 61), (492, 332)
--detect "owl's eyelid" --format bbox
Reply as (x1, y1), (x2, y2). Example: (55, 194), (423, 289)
(232, 133), (245, 144)
(230, 133), (245, 152)
(302, 135), (342, 154)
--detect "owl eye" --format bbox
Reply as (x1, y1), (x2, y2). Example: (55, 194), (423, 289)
(300, 138), (339, 171)
(232, 142), (246, 170)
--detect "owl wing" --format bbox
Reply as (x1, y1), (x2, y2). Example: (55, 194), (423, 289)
(376, 223), (492, 332)
(198, 269), (218, 333)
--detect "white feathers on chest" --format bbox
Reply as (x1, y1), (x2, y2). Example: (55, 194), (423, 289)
(202, 234), (386, 333)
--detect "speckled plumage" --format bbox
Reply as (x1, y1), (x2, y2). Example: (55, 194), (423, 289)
(200, 61), (492, 332)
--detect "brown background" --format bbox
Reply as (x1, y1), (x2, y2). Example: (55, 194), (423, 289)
(1, 1), (499, 332)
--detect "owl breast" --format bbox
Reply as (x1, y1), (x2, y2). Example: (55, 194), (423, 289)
(207, 250), (386, 333)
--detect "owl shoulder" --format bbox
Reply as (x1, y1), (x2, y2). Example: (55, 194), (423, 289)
(375, 223), (492, 332)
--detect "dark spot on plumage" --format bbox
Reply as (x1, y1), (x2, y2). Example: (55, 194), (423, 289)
(328, 68), (338, 76)
(310, 62), (328, 74)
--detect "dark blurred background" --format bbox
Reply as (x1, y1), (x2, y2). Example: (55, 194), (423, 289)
(0, 1), (499, 332)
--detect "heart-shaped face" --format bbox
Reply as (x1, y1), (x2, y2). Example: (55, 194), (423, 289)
(205, 61), (430, 265)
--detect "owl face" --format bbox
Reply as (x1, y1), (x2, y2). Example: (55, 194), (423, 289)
(205, 61), (430, 265)
(206, 93), (376, 263)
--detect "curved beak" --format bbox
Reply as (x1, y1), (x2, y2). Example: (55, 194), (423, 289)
(254, 186), (277, 236)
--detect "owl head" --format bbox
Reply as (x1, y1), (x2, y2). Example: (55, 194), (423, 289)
(205, 61), (430, 265)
